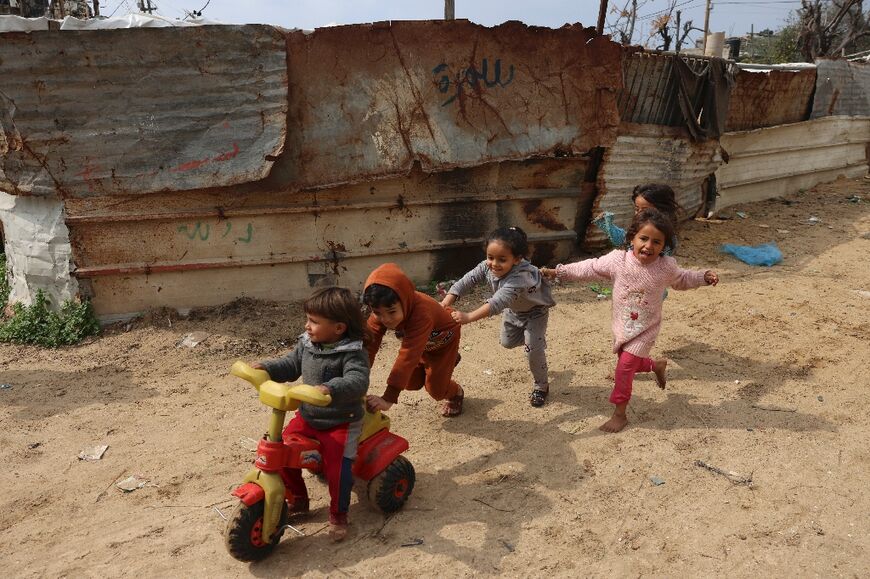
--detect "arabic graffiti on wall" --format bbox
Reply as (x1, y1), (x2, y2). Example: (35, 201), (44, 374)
(433, 58), (515, 107)
(177, 221), (253, 243)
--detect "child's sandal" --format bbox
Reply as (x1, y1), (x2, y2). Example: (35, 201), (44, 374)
(529, 389), (548, 407)
(441, 387), (464, 417)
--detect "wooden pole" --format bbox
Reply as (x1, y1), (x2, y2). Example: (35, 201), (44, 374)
(702, 0), (712, 53)
(597, 0), (607, 35)
(675, 10), (681, 53)
(445, 0), (455, 20)
(93, 0), (100, 17)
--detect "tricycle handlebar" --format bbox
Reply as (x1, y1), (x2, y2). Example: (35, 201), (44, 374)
(231, 361), (332, 409)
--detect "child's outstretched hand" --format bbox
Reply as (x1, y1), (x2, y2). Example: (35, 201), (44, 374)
(251, 362), (265, 370)
(316, 384), (331, 395)
(450, 310), (471, 324)
(540, 267), (558, 281)
(704, 270), (719, 286)
(440, 294), (457, 308)
(366, 394), (393, 412)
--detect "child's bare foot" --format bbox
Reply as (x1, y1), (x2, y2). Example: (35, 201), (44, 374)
(599, 413), (628, 433)
(599, 402), (629, 433)
(653, 358), (668, 389)
(328, 522), (348, 542)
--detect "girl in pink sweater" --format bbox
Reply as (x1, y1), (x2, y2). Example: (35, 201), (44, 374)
(542, 209), (718, 433)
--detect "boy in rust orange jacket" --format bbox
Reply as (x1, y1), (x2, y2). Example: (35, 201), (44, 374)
(363, 263), (465, 417)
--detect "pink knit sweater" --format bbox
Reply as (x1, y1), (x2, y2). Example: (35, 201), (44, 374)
(557, 249), (708, 358)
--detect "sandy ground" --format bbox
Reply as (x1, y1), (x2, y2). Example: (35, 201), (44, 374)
(1, 177), (868, 578)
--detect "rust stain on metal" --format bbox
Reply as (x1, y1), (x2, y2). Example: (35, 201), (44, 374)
(276, 20), (622, 190)
(726, 68), (815, 131)
(522, 200), (568, 231)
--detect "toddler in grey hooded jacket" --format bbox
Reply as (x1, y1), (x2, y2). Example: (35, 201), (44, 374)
(260, 333), (369, 430)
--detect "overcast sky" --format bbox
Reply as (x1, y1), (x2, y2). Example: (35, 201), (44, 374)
(108, 1), (803, 42)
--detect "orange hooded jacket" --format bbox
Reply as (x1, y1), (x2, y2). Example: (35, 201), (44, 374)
(365, 263), (460, 403)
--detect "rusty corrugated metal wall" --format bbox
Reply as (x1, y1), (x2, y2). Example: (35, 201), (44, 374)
(583, 123), (722, 249)
(0, 25), (288, 197)
(726, 68), (816, 131)
(269, 20), (622, 190)
(617, 51), (736, 129)
(0, 22), (620, 318)
(65, 158), (591, 317)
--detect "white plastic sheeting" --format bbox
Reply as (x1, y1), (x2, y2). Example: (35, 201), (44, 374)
(58, 14), (217, 29)
(0, 191), (78, 308)
(0, 15), (51, 31)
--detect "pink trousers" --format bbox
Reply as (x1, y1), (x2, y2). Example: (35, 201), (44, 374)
(611, 351), (655, 405)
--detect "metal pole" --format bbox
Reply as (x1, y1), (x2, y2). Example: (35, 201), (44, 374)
(597, 0), (607, 35)
(749, 23), (754, 61)
(702, 0), (712, 53)
(445, 0), (454, 20)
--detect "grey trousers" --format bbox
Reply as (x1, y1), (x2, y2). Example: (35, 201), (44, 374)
(500, 306), (549, 390)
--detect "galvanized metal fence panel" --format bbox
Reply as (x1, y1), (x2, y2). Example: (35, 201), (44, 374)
(0, 25), (287, 197)
(811, 59), (870, 118)
(584, 125), (722, 249)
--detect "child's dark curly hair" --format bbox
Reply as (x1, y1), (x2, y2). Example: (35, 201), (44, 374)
(304, 286), (366, 342)
(632, 183), (682, 225)
(624, 208), (676, 254)
(486, 226), (528, 259)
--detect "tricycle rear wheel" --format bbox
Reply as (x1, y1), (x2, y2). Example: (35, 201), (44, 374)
(367, 455), (415, 513)
(224, 500), (288, 561)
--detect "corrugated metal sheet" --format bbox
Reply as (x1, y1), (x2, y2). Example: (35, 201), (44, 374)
(716, 116), (870, 209)
(811, 60), (870, 118)
(0, 25), (287, 197)
(583, 123), (722, 249)
(63, 158), (592, 318)
(617, 51), (737, 127)
(267, 20), (622, 190)
(726, 68), (815, 131)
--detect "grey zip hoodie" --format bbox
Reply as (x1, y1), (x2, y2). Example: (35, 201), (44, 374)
(259, 334), (369, 430)
(447, 259), (556, 316)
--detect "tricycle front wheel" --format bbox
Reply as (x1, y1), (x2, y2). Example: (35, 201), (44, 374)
(367, 455), (415, 513)
(224, 500), (288, 562)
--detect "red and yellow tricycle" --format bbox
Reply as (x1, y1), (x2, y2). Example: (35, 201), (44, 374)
(224, 361), (415, 561)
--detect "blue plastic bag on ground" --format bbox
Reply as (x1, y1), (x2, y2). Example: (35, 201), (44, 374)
(720, 242), (783, 266)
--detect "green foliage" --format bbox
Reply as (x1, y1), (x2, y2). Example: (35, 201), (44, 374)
(770, 20), (802, 64)
(0, 254), (9, 309)
(0, 289), (100, 347)
(588, 283), (613, 297)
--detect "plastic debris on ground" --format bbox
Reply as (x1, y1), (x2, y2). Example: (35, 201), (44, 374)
(0, 383), (11, 390)
(808, 216), (821, 224)
(853, 290), (870, 299)
(650, 476), (666, 486)
(116, 475), (149, 492)
(736, 211), (747, 219)
(78, 444), (109, 461)
(177, 332), (209, 348)
(720, 242), (783, 266)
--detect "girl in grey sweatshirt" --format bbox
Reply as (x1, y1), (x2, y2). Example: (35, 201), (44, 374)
(441, 226), (555, 407)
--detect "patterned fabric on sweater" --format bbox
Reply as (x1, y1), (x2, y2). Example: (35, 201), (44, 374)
(447, 259), (555, 316)
(260, 334), (369, 430)
(556, 249), (707, 358)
